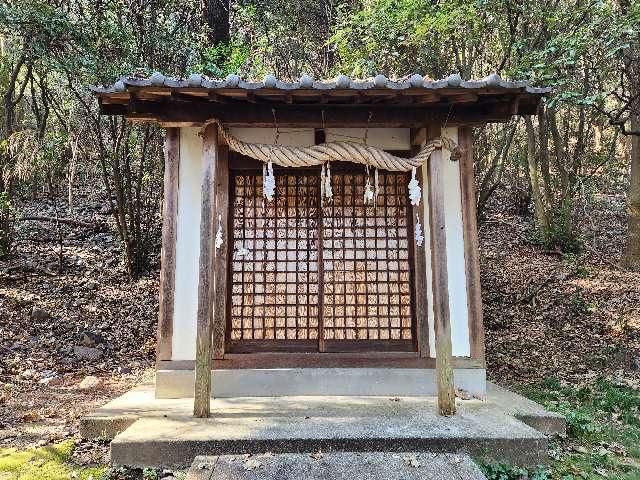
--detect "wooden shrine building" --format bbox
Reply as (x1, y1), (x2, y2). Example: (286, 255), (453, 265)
(94, 72), (549, 417)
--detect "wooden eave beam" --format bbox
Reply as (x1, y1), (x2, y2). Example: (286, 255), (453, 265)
(445, 93), (480, 104)
(102, 100), (518, 127)
(207, 91), (233, 103)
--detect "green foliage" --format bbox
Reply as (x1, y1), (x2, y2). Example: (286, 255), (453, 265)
(0, 0), (84, 69)
(329, 0), (496, 78)
(233, 0), (336, 78)
(541, 377), (563, 391)
(330, 0), (434, 76)
(566, 409), (602, 439)
(480, 462), (550, 480)
(142, 467), (159, 480)
(0, 191), (14, 256)
(0, 440), (105, 480)
(569, 288), (597, 316)
(528, 220), (584, 254)
(193, 42), (249, 77)
(520, 378), (640, 479)
(563, 253), (590, 279)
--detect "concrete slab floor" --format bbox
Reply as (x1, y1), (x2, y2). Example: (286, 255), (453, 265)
(185, 452), (488, 480)
(80, 382), (565, 439)
(80, 382), (564, 468)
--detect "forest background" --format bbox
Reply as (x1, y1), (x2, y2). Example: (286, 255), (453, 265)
(1, 1), (640, 479)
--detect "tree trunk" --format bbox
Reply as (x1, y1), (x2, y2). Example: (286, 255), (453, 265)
(524, 117), (551, 241)
(202, 0), (230, 44)
(476, 122), (516, 220)
(622, 112), (640, 270)
(620, 17), (640, 269)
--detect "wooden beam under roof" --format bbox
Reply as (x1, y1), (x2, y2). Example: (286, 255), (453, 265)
(101, 98), (537, 127)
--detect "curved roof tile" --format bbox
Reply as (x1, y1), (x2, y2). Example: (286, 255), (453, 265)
(92, 72), (552, 94)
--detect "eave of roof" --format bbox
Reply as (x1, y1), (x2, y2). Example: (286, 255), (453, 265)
(93, 72), (551, 127)
(93, 72), (551, 95)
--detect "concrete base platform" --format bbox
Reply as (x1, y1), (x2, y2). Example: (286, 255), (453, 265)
(81, 382), (565, 468)
(185, 453), (487, 480)
(156, 368), (487, 398)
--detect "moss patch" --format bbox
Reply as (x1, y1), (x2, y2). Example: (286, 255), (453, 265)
(0, 440), (105, 480)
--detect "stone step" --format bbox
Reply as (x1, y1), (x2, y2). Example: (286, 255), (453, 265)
(110, 405), (546, 467)
(185, 453), (487, 480)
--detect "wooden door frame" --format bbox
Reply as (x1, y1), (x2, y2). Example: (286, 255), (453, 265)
(224, 155), (420, 356)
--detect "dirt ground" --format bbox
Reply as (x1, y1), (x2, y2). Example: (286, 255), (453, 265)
(1, 186), (639, 465)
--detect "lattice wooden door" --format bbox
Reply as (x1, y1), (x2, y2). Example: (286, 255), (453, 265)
(228, 168), (416, 354)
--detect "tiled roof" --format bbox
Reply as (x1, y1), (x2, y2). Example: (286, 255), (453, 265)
(92, 72), (552, 95)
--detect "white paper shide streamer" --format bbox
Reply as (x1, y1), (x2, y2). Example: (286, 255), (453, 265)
(263, 160), (276, 201)
(324, 162), (333, 200)
(364, 179), (374, 204)
(363, 165), (374, 204)
(414, 213), (424, 247)
(408, 167), (421, 206)
(320, 162), (333, 206)
(215, 214), (223, 252)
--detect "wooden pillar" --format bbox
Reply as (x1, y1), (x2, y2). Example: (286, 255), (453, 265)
(410, 128), (430, 358)
(194, 125), (219, 418)
(426, 126), (456, 416)
(212, 145), (230, 360)
(156, 128), (180, 363)
(458, 126), (485, 364)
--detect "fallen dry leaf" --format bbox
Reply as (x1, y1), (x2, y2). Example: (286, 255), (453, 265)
(243, 458), (263, 471)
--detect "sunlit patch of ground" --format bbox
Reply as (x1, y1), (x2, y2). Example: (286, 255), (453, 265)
(0, 440), (105, 480)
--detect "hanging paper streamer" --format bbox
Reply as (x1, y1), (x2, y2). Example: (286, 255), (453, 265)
(363, 165), (374, 204)
(414, 213), (424, 247)
(263, 160), (276, 202)
(215, 214), (223, 252)
(325, 162), (333, 200)
(320, 162), (333, 207)
(408, 166), (421, 206)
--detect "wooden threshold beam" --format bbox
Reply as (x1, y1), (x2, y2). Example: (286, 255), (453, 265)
(158, 356), (485, 370)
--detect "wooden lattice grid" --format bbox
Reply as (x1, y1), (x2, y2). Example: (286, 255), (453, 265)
(228, 167), (415, 352)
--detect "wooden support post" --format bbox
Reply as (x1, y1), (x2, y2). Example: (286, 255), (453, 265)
(426, 126), (456, 416)
(156, 128), (180, 363)
(194, 125), (219, 418)
(458, 126), (485, 363)
(212, 145), (230, 360)
(410, 128), (430, 358)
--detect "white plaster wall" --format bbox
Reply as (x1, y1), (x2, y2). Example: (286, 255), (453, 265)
(229, 127), (410, 150)
(325, 128), (410, 150)
(229, 127), (314, 147)
(171, 128), (203, 360)
(420, 127), (470, 357)
(169, 126), (470, 361)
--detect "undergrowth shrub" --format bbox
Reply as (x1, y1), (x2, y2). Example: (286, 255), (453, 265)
(0, 192), (15, 256)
